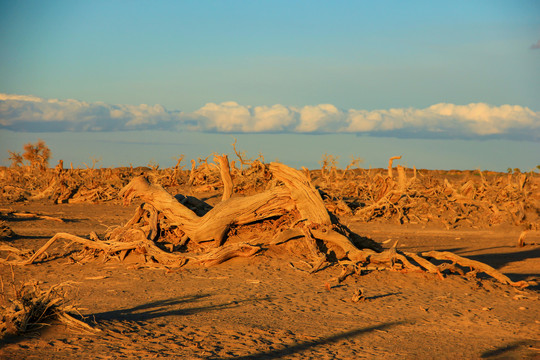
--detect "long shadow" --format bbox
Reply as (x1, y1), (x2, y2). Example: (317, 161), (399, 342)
(426, 246), (540, 274)
(481, 339), (538, 358)
(90, 293), (272, 322)
(12, 235), (53, 240)
(505, 272), (540, 281)
(1, 216), (78, 223)
(366, 292), (400, 301)
(452, 245), (510, 255)
(421, 247), (466, 254)
(0, 234), (52, 243)
(0, 332), (33, 348)
(56, 218), (82, 223)
(465, 247), (540, 271)
(213, 320), (408, 360)
(1, 294), (271, 349)
(1, 216), (36, 223)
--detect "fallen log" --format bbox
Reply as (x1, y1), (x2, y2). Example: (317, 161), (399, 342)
(1, 162), (531, 288)
(120, 175), (294, 246)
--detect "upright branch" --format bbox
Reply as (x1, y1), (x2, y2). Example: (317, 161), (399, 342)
(232, 138), (253, 171)
(173, 155), (185, 171)
(170, 155), (185, 186)
(396, 165), (407, 192)
(54, 160), (64, 174)
(8, 151), (24, 168)
(188, 159), (197, 185)
(83, 157), (101, 170)
(388, 156), (402, 178)
(213, 154), (233, 201)
(340, 156), (363, 180)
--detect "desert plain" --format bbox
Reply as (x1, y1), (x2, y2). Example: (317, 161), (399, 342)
(0, 150), (539, 359)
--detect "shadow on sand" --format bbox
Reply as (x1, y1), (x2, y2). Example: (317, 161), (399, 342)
(481, 339), (539, 358)
(431, 245), (540, 286)
(464, 247), (540, 271)
(0, 293), (272, 349)
(211, 320), (408, 360)
(89, 293), (272, 323)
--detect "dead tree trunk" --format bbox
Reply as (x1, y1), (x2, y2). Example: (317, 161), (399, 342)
(120, 175), (294, 246)
(388, 156), (402, 178)
(214, 154), (233, 201)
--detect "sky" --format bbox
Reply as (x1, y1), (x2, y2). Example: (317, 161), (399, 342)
(1, 0), (539, 171)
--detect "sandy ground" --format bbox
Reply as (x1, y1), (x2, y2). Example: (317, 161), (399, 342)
(1, 201), (539, 359)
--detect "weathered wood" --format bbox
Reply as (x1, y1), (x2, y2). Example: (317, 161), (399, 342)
(422, 250), (528, 287)
(388, 156), (402, 178)
(404, 252), (441, 274)
(8, 211), (64, 223)
(517, 230), (528, 247)
(188, 159), (197, 185)
(119, 164), (382, 262)
(270, 163), (331, 226)
(397, 165), (407, 192)
(120, 175), (295, 245)
(194, 243), (260, 267)
(271, 228), (304, 245)
(214, 154), (233, 201)
(5, 159), (528, 290)
(20, 232), (148, 265)
(120, 163), (333, 246)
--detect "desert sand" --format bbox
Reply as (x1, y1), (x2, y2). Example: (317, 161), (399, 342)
(1, 156), (539, 359)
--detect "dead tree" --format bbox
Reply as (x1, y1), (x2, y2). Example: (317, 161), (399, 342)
(1, 163), (530, 287)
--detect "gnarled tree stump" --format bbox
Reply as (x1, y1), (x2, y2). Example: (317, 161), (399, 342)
(2, 162), (530, 287)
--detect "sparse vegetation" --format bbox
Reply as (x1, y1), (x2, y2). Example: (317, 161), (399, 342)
(23, 140), (51, 170)
(0, 278), (98, 339)
(1, 143), (539, 229)
(1, 144), (537, 288)
(0, 142), (539, 359)
(7, 140), (51, 170)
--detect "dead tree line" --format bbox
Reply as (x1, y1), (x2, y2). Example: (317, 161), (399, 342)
(1, 161), (530, 288)
(1, 149), (538, 230)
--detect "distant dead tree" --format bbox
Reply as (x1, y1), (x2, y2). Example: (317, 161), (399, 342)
(25, 140), (51, 170)
(8, 151), (24, 168)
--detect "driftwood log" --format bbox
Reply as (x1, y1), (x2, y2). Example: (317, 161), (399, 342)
(0, 162), (530, 287)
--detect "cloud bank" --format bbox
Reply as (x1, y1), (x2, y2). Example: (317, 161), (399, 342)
(1, 93), (539, 141)
(0, 93), (186, 132)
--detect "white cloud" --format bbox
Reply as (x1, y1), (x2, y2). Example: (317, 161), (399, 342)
(193, 101), (252, 132)
(295, 104), (345, 132)
(0, 93), (184, 131)
(1, 93), (538, 141)
(425, 103), (537, 136)
(0, 94), (44, 102)
(343, 103), (539, 139)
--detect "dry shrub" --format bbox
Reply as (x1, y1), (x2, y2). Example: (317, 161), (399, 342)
(0, 278), (98, 338)
(312, 159), (540, 229)
(8, 139), (51, 170)
(22, 140), (51, 170)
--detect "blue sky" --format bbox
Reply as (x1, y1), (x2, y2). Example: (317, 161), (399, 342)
(1, 1), (539, 170)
